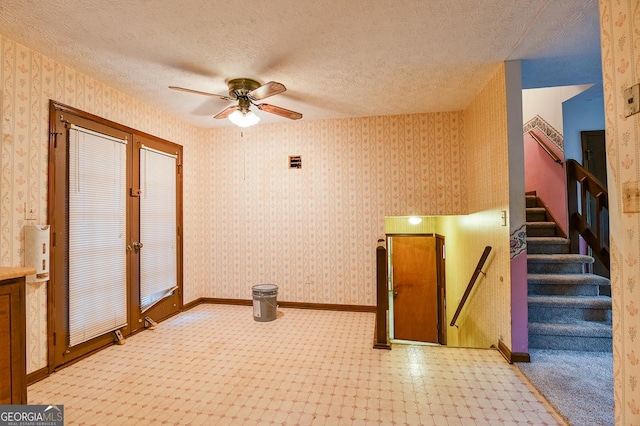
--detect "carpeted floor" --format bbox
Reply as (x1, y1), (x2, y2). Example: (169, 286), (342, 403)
(515, 349), (614, 426)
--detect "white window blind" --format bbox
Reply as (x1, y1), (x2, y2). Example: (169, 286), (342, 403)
(140, 145), (177, 312)
(68, 125), (128, 347)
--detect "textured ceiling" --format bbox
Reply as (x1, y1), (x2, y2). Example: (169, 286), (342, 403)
(0, 0), (601, 128)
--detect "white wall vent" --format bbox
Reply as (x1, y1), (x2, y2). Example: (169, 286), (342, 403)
(289, 155), (302, 169)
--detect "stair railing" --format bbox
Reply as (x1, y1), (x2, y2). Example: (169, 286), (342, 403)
(566, 159), (610, 271)
(528, 131), (563, 164)
(374, 240), (391, 349)
(450, 246), (492, 327)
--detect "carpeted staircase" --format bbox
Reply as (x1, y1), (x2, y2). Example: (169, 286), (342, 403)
(526, 193), (612, 352)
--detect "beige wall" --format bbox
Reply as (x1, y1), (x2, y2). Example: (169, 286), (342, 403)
(441, 64), (512, 348)
(359, 65), (515, 350)
(599, 1), (640, 423)
(1, 32), (515, 378)
(204, 114), (466, 305)
(0, 35), (209, 373)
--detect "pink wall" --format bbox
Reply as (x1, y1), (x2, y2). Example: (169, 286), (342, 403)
(524, 130), (567, 233)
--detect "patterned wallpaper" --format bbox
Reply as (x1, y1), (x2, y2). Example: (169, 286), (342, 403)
(3, 31), (515, 381)
(205, 114), (466, 305)
(0, 35), (206, 373)
(440, 64), (512, 349)
(599, 0), (640, 423)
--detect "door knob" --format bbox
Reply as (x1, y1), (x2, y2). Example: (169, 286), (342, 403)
(393, 291), (398, 297)
(132, 242), (144, 252)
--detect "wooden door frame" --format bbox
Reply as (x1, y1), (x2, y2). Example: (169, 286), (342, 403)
(387, 233), (446, 345)
(47, 101), (183, 372)
(580, 130), (607, 185)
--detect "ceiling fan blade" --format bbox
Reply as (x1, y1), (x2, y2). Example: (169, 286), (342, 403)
(248, 81), (287, 100)
(257, 103), (302, 120)
(169, 86), (233, 101)
(214, 105), (239, 119)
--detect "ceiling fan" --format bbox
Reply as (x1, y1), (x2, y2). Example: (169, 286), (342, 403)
(169, 78), (302, 127)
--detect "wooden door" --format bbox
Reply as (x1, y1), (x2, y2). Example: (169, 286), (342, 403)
(129, 134), (183, 333)
(392, 236), (439, 343)
(581, 130), (607, 185)
(581, 130), (609, 278)
(50, 112), (134, 368)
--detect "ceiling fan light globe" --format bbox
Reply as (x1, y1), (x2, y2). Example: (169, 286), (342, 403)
(228, 109), (260, 127)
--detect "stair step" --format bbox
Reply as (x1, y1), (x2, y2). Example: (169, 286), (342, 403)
(526, 237), (570, 254)
(528, 273), (610, 285)
(528, 295), (612, 323)
(527, 254), (593, 274)
(526, 207), (547, 222)
(524, 193), (612, 353)
(529, 295), (612, 308)
(526, 221), (557, 237)
(528, 273), (611, 296)
(529, 321), (612, 337)
(528, 321), (612, 351)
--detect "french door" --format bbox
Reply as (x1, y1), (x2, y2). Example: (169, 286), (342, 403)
(49, 102), (183, 369)
(129, 134), (183, 331)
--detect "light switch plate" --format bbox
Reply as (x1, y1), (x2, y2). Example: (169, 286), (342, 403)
(624, 84), (640, 117)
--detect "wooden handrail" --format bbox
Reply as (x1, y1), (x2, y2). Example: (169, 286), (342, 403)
(450, 246), (492, 327)
(528, 131), (563, 164)
(566, 159), (610, 271)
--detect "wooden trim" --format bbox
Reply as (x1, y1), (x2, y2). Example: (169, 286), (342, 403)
(51, 101), (182, 151)
(199, 298), (252, 306)
(47, 103), (58, 375)
(182, 298), (204, 311)
(26, 366), (50, 386)
(566, 159), (610, 271)
(373, 321), (391, 350)
(497, 339), (530, 364)
(510, 352), (531, 363)
(436, 235), (447, 345)
(280, 301), (376, 312)
(191, 297), (376, 313)
(374, 242), (391, 349)
(278, 302), (376, 313)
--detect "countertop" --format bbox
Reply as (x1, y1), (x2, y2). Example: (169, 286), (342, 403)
(0, 267), (36, 281)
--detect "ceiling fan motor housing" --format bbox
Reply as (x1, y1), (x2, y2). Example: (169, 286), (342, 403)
(227, 78), (261, 99)
(170, 77), (301, 122)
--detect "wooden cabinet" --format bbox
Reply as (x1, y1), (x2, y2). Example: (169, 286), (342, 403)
(0, 268), (33, 405)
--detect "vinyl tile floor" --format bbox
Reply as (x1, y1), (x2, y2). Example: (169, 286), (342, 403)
(28, 304), (566, 425)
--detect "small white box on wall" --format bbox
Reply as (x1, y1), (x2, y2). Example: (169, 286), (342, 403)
(25, 225), (50, 283)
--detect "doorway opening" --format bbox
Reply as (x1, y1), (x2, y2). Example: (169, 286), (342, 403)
(387, 234), (446, 345)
